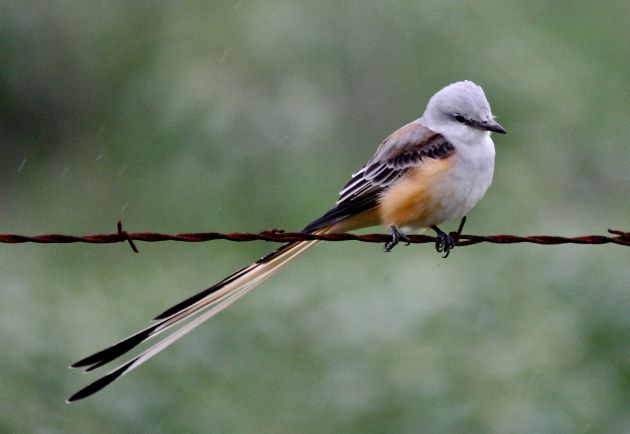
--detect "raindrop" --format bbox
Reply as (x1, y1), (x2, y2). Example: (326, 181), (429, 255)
(61, 165), (70, 178)
(17, 158), (27, 172)
(96, 153), (104, 161)
(120, 203), (129, 213)
(117, 166), (127, 176)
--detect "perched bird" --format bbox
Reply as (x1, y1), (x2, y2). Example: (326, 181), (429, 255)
(68, 80), (506, 402)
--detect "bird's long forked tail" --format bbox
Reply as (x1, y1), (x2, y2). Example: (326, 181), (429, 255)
(67, 228), (331, 402)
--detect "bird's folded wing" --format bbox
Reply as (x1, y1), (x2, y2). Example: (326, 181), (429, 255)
(303, 120), (455, 232)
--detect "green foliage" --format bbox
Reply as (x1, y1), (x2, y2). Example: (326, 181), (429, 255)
(0, 1), (628, 432)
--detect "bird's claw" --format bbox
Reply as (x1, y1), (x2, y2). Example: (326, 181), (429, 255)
(431, 225), (455, 258)
(435, 232), (454, 258)
(384, 226), (411, 252)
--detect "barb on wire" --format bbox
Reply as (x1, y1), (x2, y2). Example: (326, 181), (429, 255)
(117, 221), (139, 253)
(0, 223), (628, 248)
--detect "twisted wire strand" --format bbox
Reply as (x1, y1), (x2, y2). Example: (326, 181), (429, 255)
(1, 222), (628, 251)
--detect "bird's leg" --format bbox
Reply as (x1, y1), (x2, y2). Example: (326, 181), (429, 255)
(384, 225), (411, 252)
(431, 225), (455, 258)
(453, 216), (467, 242)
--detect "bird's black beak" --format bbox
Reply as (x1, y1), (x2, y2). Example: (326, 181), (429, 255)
(481, 119), (507, 134)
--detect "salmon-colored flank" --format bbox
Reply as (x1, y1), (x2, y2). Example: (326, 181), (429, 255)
(377, 155), (455, 228)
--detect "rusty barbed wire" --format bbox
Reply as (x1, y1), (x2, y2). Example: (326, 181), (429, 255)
(0, 222), (628, 251)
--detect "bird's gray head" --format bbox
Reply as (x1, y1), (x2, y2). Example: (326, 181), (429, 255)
(421, 81), (506, 139)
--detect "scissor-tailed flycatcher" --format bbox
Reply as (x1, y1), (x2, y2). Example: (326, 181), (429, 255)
(67, 80), (506, 402)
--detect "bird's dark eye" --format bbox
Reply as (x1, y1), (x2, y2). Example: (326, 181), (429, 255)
(454, 114), (466, 123)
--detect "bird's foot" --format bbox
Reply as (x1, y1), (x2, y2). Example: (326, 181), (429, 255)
(384, 225), (411, 252)
(431, 225), (455, 258)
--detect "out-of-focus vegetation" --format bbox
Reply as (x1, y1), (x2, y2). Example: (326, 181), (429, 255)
(1, 1), (628, 433)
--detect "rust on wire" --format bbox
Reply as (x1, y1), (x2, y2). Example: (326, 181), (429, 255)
(0, 226), (628, 247)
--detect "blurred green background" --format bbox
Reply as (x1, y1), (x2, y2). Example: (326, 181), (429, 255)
(1, 1), (629, 433)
